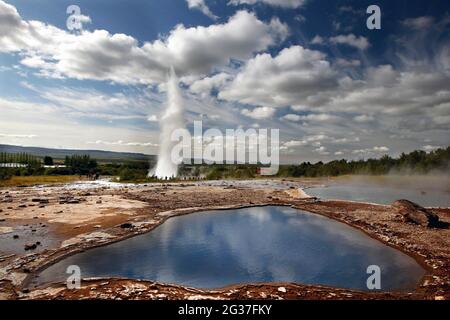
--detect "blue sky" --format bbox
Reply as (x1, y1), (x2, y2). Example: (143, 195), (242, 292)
(0, 0), (449, 163)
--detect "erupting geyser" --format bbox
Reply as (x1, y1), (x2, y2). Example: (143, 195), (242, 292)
(150, 68), (184, 179)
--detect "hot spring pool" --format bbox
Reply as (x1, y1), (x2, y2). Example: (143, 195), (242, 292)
(32, 206), (426, 291)
(306, 182), (450, 207)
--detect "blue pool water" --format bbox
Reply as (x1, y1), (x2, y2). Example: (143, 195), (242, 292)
(34, 206), (426, 291)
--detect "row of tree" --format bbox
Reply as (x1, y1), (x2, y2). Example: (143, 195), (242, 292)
(1, 147), (449, 181)
(0, 152), (41, 166)
(64, 155), (98, 175)
(277, 147), (450, 177)
(0, 154), (99, 180)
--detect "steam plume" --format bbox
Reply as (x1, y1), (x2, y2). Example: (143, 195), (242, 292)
(150, 68), (184, 179)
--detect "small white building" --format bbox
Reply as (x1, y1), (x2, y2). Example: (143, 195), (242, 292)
(0, 163), (27, 168)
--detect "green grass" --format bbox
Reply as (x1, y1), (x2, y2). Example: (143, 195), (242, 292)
(0, 175), (82, 187)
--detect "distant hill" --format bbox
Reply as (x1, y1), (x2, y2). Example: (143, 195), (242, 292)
(0, 144), (156, 163)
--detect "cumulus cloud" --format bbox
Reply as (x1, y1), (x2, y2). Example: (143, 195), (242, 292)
(335, 58), (361, 67)
(241, 106), (276, 119)
(229, 0), (307, 9)
(422, 145), (441, 152)
(326, 67), (450, 126)
(329, 34), (370, 50)
(219, 45), (338, 108)
(186, 0), (218, 20)
(189, 73), (232, 96)
(373, 146), (389, 152)
(1, 0), (449, 161)
(218, 40), (450, 135)
(0, 1), (287, 84)
(282, 113), (340, 122)
(281, 114), (301, 122)
(314, 146), (329, 155)
(280, 134), (360, 152)
(352, 146), (389, 155)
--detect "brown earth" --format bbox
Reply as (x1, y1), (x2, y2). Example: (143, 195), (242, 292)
(0, 179), (449, 300)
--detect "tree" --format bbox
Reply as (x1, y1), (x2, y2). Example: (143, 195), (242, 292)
(43, 156), (54, 166)
(64, 154), (97, 174)
(275, 146), (450, 178)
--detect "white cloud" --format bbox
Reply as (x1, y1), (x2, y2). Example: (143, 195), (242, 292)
(87, 140), (159, 147)
(280, 134), (358, 152)
(0, 2), (287, 84)
(422, 145), (441, 152)
(1, 1), (449, 162)
(281, 140), (308, 149)
(147, 115), (158, 122)
(189, 73), (232, 96)
(311, 35), (325, 45)
(402, 16), (435, 30)
(219, 44), (450, 134)
(301, 114), (340, 122)
(186, 0), (218, 20)
(281, 114), (302, 122)
(19, 84), (155, 122)
(353, 114), (374, 123)
(219, 45), (338, 108)
(311, 34), (369, 50)
(314, 146), (329, 155)
(329, 34), (370, 50)
(0, 96), (162, 153)
(282, 113), (340, 122)
(241, 106), (276, 119)
(0, 133), (36, 138)
(373, 146), (389, 152)
(229, 0), (307, 9)
(335, 58), (361, 67)
(294, 14), (306, 23)
(352, 146), (389, 155)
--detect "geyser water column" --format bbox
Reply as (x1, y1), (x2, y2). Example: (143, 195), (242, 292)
(151, 68), (185, 179)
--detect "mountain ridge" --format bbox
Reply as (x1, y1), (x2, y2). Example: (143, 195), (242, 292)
(0, 144), (155, 162)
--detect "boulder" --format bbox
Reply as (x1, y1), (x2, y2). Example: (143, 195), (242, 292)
(32, 198), (49, 203)
(120, 223), (133, 229)
(392, 200), (446, 228)
(24, 243), (37, 251)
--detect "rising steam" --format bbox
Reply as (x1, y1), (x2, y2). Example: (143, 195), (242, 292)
(150, 68), (184, 179)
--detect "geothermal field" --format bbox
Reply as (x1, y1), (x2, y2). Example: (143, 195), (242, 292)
(1, 0), (449, 308)
(0, 176), (449, 300)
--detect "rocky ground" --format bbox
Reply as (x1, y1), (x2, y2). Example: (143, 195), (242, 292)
(0, 179), (449, 300)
